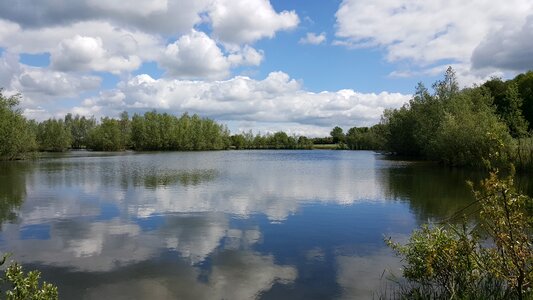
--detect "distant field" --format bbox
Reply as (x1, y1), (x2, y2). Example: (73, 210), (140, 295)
(312, 144), (338, 150)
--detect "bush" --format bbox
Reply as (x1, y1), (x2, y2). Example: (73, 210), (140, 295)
(385, 171), (533, 299)
(1, 257), (58, 300)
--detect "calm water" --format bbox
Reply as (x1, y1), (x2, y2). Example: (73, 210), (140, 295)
(0, 150), (528, 299)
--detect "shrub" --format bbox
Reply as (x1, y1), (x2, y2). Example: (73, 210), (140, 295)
(385, 171), (533, 299)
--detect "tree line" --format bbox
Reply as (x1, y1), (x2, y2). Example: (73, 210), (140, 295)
(0, 91), (315, 159)
(327, 68), (533, 170)
(2, 67), (533, 169)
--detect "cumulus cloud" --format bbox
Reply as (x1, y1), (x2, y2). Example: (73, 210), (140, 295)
(472, 15), (533, 71)
(299, 32), (326, 45)
(160, 30), (263, 80)
(208, 0), (299, 45)
(0, 0), (292, 81)
(0, 51), (100, 121)
(0, 0), (299, 44)
(15, 67), (101, 97)
(0, 20), (162, 60)
(73, 72), (409, 134)
(0, 52), (100, 101)
(51, 35), (142, 74)
(335, 0), (533, 78)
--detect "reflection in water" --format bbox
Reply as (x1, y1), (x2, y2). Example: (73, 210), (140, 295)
(2, 150), (529, 298)
(380, 162), (533, 223)
(0, 162), (32, 225)
(140, 169), (218, 189)
(336, 248), (402, 300)
(49, 250), (297, 300)
(380, 163), (480, 221)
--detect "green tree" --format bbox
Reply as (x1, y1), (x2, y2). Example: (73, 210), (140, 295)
(380, 67), (513, 167)
(346, 125), (387, 150)
(500, 82), (529, 138)
(514, 71), (533, 131)
(432, 88), (512, 167)
(87, 118), (126, 151)
(382, 107), (420, 156)
(434, 66), (460, 101)
(119, 111), (131, 149)
(0, 90), (37, 160)
(37, 119), (71, 152)
(330, 126), (345, 144)
(127, 111), (230, 151)
(64, 114), (96, 149)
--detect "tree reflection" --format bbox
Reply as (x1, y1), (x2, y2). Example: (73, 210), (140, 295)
(382, 163), (482, 222)
(137, 169), (219, 189)
(0, 162), (31, 225)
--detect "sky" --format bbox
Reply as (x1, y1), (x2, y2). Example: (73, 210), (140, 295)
(1, 0), (532, 136)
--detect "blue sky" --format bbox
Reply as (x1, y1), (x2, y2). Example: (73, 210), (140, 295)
(1, 0), (532, 136)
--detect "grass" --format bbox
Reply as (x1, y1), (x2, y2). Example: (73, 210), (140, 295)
(312, 144), (339, 150)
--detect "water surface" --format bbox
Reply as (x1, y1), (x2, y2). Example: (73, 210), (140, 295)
(0, 150), (510, 299)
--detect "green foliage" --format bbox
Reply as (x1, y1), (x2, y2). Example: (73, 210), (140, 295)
(474, 172), (533, 299)
(381, 68), (514, 167)
(231, 134), (247, 149)
(3, 263), (58, 300)
(386, 224), (482, 299)
(0, 256), (58, 300)
(64, 113), (96, 149)
(382, 107), (421, 156)
(36, 119), (71, 152)
(431, 88), (512, 167)
(500, 83), (529, 138)
(230, 131), (312, 149)
(119, 111), (131, 149)
(386, 172), (533, 299)
(87, 117), (127, 151)
(129, 111), (229, 151)
(514, 71), (533, 131)
(0, 90), (37, 160)
(483, 72), (533, 133)
(312, 137), (334, 145)
(330, 126), (345, 144)
(346, 124), (387, 150)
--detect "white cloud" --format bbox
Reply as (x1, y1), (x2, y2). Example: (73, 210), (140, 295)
(335, 0), (533, 79)
(299, 32), (326, 45)
(0, 20), (162, 59)
(74, 72), (409, 133)
(0, 52), (100, 102)
(0, 52), (100, 121)
(227, 45), (264, 67)
(160, 30), (263, 80)
(51, 35), (142, 74)
(208, 0), (299, 45)
(15, 66), (101, 97)
(160, 30), (230, 79)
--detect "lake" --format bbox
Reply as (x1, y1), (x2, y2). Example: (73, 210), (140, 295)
(0, 150), (527, 299)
